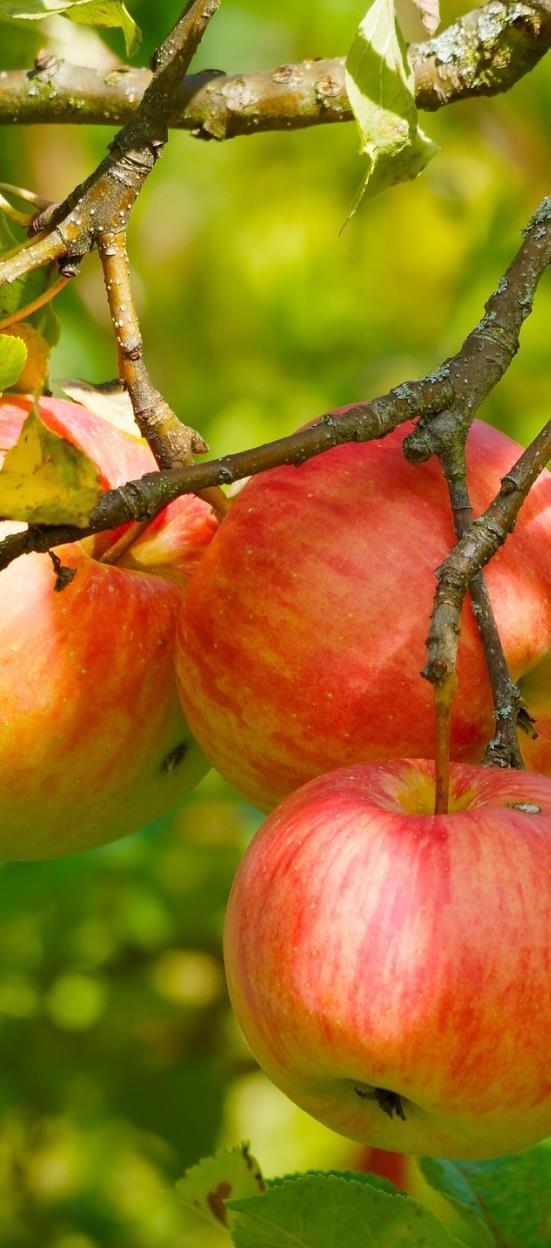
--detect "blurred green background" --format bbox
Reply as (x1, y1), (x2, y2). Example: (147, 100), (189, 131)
(0, 1), (550, 1244)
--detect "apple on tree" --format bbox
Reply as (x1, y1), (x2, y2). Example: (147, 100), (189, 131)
(0, 393), (217, 860)
(224, 758), (551, 1160)
(175, 414), (551, 811)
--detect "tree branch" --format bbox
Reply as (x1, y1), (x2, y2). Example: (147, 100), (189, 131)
(441, 456), (528, 770)
(96, 230), (203, 466)
(403, 195), (551, 466)
(97, 229), (229, 516)
(0, 1), (548, 134)
(424, 414), (551, 690)
(402, 194), (551, 768)
(0, 376), (453, 570)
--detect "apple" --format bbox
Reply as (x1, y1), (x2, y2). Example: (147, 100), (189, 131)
(356, 1147), (411, 1192)
(224, 758), (551, 1159)
(0, 394), (217, 860)
(175, 414), (551, 812)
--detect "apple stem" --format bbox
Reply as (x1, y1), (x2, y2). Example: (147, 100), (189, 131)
(434, 673), (457, 815)
(98, 520), (150, 565)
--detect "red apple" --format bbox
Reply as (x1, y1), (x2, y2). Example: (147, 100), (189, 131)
(175, 414), (551, 812)
(224, 759), (551, 1159)
(356, 1147), (411, 1192)
(0, 394), (217, 859)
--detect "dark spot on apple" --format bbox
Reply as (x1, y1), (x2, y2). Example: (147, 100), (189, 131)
(506, 801), (542, 814)
(354, 1084), (407, 1121)
(161, 743), (187, 773)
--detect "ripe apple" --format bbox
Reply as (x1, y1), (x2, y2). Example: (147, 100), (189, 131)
(224, 758), (551, 1159)
(175, 414), (551, 812)
(0, 394), (217, 860)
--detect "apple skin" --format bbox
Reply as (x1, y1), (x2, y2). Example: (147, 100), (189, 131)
(175, 415), (551, 813)
(224, 759), (551, 1160)
(0, 395), (217, 860)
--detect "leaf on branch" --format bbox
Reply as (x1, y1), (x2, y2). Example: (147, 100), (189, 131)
(0, 0), (141, 56)
(2, 323), (50, 393)
(227, 1171), (469, 1247)
(345, 0), (437, 211)
(0, 403), (102, 524)
(422, 1147), (551, 1248)
(0, 334), (27, 391)
(176, 1144), (266, 1229)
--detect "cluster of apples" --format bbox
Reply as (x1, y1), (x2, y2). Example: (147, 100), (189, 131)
(3, 397), (551, 1160)
(173, 410), (551, 1162)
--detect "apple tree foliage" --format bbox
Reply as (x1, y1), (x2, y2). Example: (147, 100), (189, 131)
(0, 0), (549, 1245)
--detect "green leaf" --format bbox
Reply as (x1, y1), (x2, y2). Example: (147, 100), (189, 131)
(345, 0), (437, 209)
(176, 1144), (266, 1229)
(0, 222), (62, 326)
(62, 1), (141, 57)
(228, 1172), (468, 1248)
(31, 299), (60, 350)
(0, 404), (102, 524)
(0, 212), (17, 251)
(2, 323), (50, 393)
(422, 1148), (551, 1248)
(271, 1167), (403, 1197)
(0, 258), (57, 323)
(0, 214), (60, 356)
(0, 334), (27, 390)
(0, 0), (141, 55)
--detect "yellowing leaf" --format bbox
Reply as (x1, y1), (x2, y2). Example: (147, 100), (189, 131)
(0, 333), (27, 391)
(0, 405), (102, 524)
(345, 0), (437, 209)
(2, 323), (50, 393)
(176, 1145), (265, 1229)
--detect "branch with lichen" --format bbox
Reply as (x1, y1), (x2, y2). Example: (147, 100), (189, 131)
(0, 1), (548, 134)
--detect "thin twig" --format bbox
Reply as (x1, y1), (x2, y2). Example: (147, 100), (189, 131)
(441, 457), (526, 769)
(97, 231), (206, 467)
(97, 230), (229, 517)
(403, 196), (551, 467)
(402, 196), (551, 769)
(424, 416), (551, 689)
